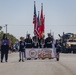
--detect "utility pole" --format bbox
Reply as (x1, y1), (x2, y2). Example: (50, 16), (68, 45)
(5, 24), (7, 34)
(0, 24), (8, 33)
(50, 29), (51, 35)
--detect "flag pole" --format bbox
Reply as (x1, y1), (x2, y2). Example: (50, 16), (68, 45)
(44, 15), (45, 33)
(34, 1), (36, 4)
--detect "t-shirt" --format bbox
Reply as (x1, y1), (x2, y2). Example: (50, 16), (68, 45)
(19, 41), (25, 50)
(1, 39), (9, 45)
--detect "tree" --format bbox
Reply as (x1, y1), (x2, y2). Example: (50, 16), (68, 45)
(0, 31), (18, 44)
(0, 26), (2, 31)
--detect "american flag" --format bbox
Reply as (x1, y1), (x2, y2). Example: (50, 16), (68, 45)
(33, 1), (39, 37)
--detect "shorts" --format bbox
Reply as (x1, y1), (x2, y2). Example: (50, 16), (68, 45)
(56, 49), (60, 53)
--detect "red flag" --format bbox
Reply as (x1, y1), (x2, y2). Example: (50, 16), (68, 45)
(38, 3), (44, 38)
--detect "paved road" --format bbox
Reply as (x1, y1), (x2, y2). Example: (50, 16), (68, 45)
(0, 53), (76, 75)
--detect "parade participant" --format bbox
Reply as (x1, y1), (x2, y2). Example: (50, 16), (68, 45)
(0, 34), (10, 63)
(32, 35), (39, 48)
(38, 35), (45, 59)
(45, 33), (53, 48)
(24, 34), (32, 48)
(24, 38), (26, 58)
(19, 37), (25, 62)
(55, 40), (61, 61)
(39, 35), (45, 48)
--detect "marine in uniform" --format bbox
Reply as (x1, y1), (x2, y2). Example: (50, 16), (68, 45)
(45, 33), (53, 48)
(39, 35), (45, 48)
(24, 34), (32, 48)
(32, 36), (39, 48)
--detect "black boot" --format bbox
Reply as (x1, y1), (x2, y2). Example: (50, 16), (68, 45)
(57, 58), (59, 61)
(22, 59), (24, 62)
(1, 60), (3, 63)
(5, 60), (8, 62)
(19, 59), (21, 62)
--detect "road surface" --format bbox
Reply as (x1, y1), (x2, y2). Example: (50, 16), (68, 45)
(0, 53), (76, 75)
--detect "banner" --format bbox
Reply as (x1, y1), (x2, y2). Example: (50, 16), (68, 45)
(26, 48), (38, 58)
(25, 48), (56, 59)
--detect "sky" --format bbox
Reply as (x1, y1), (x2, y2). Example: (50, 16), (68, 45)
(0, 0), (76, 39)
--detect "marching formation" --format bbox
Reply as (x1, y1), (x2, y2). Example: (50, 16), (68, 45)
(0, 33), (61, 63)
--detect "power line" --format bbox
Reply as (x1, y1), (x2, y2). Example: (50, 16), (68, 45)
(1, 24), (76, 26)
